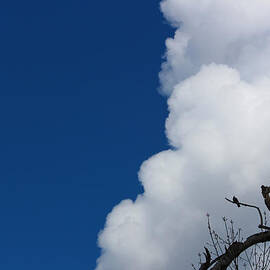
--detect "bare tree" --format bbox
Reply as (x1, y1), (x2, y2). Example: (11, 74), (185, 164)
(196, 185), (270, 270)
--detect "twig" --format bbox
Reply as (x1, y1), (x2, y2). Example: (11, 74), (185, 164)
(225, 197), (270, 230)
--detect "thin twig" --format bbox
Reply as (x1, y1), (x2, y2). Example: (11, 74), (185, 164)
(225, 197), (270, 230)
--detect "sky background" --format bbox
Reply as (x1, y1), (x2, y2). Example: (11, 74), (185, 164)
(0, 1), (173, 269)
(94, 1), (270, 269)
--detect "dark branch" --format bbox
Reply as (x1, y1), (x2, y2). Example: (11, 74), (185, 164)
(199, 230), (270, 270)
(225, 197), (270, 230)
(199, 247), (211, 270)
(261, 185), (270, 211)
(197, 186), (270, 269)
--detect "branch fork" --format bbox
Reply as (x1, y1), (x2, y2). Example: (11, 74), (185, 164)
(198, 185), (270, 270)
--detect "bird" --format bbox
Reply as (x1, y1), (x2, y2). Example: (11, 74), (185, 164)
(233, 196), (241, 207)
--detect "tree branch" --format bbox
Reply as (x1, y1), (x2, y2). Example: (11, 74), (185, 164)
(199, 231), (270, 270)
(199, 247), (211, 270)
(225, 197), (270, 230)
(198, 186), (270, 269)
(261, 185), (270, 211)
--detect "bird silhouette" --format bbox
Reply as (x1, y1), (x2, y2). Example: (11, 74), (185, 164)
(233, 196), (240, 207)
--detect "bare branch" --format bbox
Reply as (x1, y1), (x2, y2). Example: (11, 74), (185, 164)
(199, 231), (270, 270)
(225, 197), (270, 230)
(261, 185), (270, 211)
(197, 186), (270, 269)
(199, 247), (211, 270)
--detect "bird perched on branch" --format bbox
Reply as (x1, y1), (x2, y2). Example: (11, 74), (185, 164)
(233, 196), (240, 207)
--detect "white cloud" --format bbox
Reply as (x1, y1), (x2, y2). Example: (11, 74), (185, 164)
(95, 1), (270, 269)
(160, 0), (270, 95)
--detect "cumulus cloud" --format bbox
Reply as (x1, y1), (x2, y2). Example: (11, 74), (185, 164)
(95, 1), (270, 269)
(160, 0), (270, 95)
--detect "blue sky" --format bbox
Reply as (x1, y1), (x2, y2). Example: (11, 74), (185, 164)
(0, 1), (173, 269)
